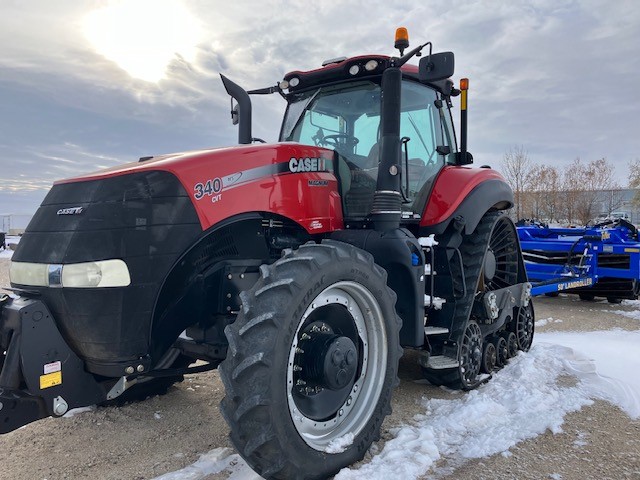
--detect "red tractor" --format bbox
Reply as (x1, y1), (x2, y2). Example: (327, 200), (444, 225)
(1, 30), (534, 479)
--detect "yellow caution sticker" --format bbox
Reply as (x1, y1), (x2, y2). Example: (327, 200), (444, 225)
(40, 371), (62, 389)
(625, 248), (640, 253)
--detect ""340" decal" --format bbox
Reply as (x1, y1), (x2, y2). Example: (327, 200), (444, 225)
(194, 178), (222, 202)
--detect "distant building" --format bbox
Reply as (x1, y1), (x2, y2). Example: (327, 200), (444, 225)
(513, 188), (640, 226)
(595, 189), (639, 224)
(1, 214), (33, 235)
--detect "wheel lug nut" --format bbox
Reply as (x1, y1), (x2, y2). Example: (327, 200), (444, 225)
(332, 350), (344, 365)
(295, 347), (305, 354)
(293, 365), (302, 372)
(301, 333), (311, 340)
(346, 349), (356, 365)
(346, 396), (352, 406)
(339, 409), (344, 416)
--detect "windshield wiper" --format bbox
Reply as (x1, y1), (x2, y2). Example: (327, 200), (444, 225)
(283, 89), (322, 140)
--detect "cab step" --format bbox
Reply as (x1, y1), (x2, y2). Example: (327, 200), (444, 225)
(425, 355), (459, 370)
(424, 326), (449, 335)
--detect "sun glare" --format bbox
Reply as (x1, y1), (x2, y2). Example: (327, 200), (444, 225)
(83, 0), (203, 83)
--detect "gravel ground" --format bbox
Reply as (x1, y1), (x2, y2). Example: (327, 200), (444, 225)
(1, 257), (639, 479)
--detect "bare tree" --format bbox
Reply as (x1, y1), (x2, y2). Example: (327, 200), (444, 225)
(536, 165), (561, 222)
(602, 189), (626, 218)
(521, 164), (546, 220)
(500, 146), (533, 220)
(561, 158), (584, 224)
(562, 157), (619, 225)
(629, 158), (640, 207)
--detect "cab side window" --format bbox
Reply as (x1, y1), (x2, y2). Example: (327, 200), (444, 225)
(399, 82), (444, 211)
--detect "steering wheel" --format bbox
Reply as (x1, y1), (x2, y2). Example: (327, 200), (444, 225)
(321, 134), (359, 149)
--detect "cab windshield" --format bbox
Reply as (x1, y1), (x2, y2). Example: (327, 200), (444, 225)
(281, 80), (454, 219)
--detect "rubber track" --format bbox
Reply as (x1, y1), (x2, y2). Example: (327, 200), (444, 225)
(219, 240), (402, 480)
(424, 211), (501, 389)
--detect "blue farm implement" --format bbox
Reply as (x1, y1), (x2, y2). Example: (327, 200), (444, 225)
(517, 219), (640, 302)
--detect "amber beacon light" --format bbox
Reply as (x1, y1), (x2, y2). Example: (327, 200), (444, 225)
(394, 27), (409, 55)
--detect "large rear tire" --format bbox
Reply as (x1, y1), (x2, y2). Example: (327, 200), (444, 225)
(219, 240), (402, 480)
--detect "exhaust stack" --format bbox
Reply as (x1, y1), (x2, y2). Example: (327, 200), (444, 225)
(370, 67), (403, 232)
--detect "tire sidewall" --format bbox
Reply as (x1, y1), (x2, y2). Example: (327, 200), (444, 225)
(263, 249), (398, 472)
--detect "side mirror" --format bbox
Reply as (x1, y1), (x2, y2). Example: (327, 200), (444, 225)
(419, 52), (455, 82)
(230, 102), (239, 125)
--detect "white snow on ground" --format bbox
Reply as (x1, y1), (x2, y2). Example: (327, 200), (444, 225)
(538, 330), (640, 419)
(336, 330), (640, 479)
(62, 406), (96, 418)
(535, 317), (563, 328)
(610, 309), (640, 321)
(0, 235), (19, 259)
(326, 432), (355, 454)
(153, 447), (261, 480)
(156, 329), (640, 480)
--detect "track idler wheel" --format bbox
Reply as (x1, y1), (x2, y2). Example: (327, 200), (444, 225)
(481, 341), (497, 374)
(504, 332), (518, 358)
(493, 336), (508, 368)
(513, 303), (535, 352)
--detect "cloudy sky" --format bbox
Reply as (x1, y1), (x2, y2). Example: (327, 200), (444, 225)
(1, 0), (639, 215)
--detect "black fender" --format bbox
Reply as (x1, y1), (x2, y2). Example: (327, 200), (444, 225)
(148, 212), (310, 363)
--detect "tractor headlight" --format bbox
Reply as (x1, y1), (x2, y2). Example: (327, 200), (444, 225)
(10, 260), (131, 288)
(9, 262), (49, 287)
(364, 60), (378, 71)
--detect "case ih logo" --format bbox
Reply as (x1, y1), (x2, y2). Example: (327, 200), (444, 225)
(56, 207), (84, 215)
(288, 157), (328, 173)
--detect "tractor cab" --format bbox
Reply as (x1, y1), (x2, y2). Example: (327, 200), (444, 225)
(279, 56), (458, 224)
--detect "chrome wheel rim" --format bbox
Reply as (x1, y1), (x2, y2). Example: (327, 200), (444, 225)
(286, 281), (387, 451)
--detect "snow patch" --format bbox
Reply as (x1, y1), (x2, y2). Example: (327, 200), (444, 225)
(535, 317), (563, 328)
(336, 344), (594, 479)
(326, 432), (355, 454)
(572, 431), (589, 448)
(62, 406), (96, 418)
(424, 295), (446, 309)
(0, 235), (19, 259)
(158, 330), (640, 480)
(610, 309), (640, 321)
(337, 330), (640, 479)
(418, 234), (438, 247)
(538, 330), (640, 419)
(152, 447), (261, 480)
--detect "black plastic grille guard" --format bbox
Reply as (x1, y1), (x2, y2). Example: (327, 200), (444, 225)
(0, 297), (106, 434)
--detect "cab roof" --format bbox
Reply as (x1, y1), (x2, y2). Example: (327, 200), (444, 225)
(282, 54), (453, 96)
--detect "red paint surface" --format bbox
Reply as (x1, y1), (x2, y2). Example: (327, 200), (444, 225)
(420, 166), (508, 226)
(57, 143), (344, 234)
